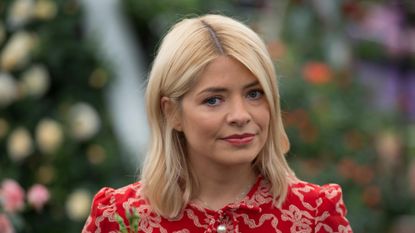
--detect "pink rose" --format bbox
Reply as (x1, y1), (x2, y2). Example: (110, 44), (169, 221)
(0, 214), (15, 233)
(0, 179), (25, 213)
(27, 184), (50, 212)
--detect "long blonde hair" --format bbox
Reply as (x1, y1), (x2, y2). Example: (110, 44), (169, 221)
(142, 14), (294, 219)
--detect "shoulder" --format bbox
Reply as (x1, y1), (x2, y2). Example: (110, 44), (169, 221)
(82, 182), (148, 233)
(288, 180), (345, 206)
(286, 180), (347, 214)
(284, 180), (352, 232)
(92, 181), (144, 207)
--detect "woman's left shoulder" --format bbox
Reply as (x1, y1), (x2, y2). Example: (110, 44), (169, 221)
(285, 180), (352, 232)
(288, 180), (345, 205)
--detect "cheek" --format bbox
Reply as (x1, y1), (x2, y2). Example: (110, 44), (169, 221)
(256, 110), (270, 147)
(181, 111), (221, 137)
(256, 106), (270, 129)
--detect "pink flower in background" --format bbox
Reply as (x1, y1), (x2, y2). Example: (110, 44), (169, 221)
(27, 184), (50, 211)
(0, 179), (25, 213)
(0, 214), (15, 233)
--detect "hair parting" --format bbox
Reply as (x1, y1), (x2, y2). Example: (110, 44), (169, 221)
(200, 19), (225, 54)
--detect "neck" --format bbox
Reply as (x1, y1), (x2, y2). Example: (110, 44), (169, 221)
(191, 162), (257, 210)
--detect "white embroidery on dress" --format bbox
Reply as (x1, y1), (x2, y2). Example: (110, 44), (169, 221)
(315, 222), (334, 233)
(338, 224), (352, 233)
(83, 178), (353, 233)
(291, 184), (316, 211)
(236, 213), (281, 232)
(321, 184), (339, 200)
(173, 230), (190, 233)
(281, 204), (313, 233)
(185, 208), (209, 228)
(94, 196), (119, 232)
(315, 211), (330, 222)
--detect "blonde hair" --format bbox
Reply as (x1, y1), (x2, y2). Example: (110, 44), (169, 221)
(142, 14), (294, 218)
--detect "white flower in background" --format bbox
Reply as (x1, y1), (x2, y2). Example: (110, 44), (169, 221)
(65, 189), (92, 221)
(1, 31), (35, 71)
(21, 64), (50, 98)
(7, 0), (34, 28)
(36, 118), (63, 154)
(0, 21), (5, 45)
(69, 103), (101, 141)
(34, 0), (57, 20)
(0, 73), (18, 107)
(7, 127), (33, 161)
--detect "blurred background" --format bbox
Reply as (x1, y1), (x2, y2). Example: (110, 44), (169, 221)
(0, 0), (414, 232)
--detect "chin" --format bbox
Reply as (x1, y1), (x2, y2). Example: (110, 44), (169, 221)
(221, 152), (258, 165)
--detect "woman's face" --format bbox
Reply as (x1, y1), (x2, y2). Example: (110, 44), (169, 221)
(176, 56), (270, 169)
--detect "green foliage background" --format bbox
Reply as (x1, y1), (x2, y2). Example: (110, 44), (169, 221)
(1, 0), (414, 232)
(121, 0), (415, 232)
(0, 0), (130, 232)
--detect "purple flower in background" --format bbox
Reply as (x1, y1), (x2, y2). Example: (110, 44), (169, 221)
(357, 62), (415, 121)
(362, 5), (402, 49)
(349, 3), (415, 56)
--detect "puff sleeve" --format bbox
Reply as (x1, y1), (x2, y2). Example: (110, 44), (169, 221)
(314, 184), (353, 233)
(82, 187), (120, 233)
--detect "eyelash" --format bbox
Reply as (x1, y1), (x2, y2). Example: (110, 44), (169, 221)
(202, 89), (264, 107)
(247, 89), (264, 100)
(203, 96), (223, 106)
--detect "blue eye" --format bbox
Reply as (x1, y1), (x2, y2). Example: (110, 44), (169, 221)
(247, 90), (263, 100)
(203, 97), (222, 106)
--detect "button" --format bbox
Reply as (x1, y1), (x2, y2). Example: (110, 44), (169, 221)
(217, 224), (226, 233)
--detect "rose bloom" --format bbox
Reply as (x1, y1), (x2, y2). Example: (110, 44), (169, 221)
(0, 73), (18, 107)
(27, 184), (50, 212)
(66, 189), (91, 221)
(0, 214), (15, 233)
(0, 179), (25, 213)
(7, 127), (34, 161)
(302, 62), (332, 85)
(69, 103), (101, 141)
(21, 65), (50, 98)
(0, 31), (34, 71)
(8, 0), (34, 28)
(35, 118), (63, 154)
(34, 0), (57, 20)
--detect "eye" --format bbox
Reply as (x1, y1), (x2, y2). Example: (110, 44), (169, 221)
(203, 96), (223, 106)
(246, 89), (264, 100)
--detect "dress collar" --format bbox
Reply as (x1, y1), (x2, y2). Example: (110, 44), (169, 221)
(188, 175), (264, 214)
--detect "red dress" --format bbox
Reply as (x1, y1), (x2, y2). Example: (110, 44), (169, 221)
(82, 176), (353, 233)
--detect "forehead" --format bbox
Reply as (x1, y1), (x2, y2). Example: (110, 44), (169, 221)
(189, 56), (260, 92)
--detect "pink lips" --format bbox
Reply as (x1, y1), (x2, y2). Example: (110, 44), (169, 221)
(222, 133), (255, 146)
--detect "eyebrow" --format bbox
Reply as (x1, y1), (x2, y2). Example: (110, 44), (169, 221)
(197, 80), (261, 96)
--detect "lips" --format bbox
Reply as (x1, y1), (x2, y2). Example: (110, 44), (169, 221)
(222, 133), (255, 146)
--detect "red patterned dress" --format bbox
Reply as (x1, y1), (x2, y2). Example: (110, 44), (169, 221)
(82, 176), (353, 233)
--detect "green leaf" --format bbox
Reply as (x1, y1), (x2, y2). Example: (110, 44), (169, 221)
(114, 213), (128, 233)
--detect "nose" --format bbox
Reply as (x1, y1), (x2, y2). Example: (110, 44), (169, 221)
(226, 97), (251, 127)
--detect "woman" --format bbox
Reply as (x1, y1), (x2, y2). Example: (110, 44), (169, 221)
(83, 14), (352, 233)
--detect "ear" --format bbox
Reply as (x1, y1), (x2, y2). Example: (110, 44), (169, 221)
(160, 96), (182, 131)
